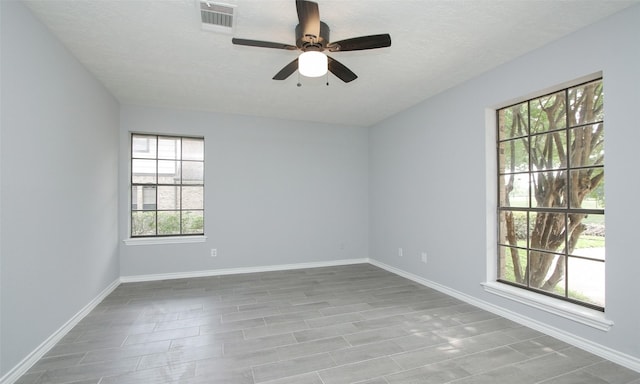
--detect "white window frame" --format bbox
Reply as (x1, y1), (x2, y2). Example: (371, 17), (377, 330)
(482, 73), (613, 332)
(125, 133), (207, 245)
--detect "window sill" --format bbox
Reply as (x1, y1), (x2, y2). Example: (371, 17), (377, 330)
(481, 281), (613, 331)
(123, 235), (207, 246)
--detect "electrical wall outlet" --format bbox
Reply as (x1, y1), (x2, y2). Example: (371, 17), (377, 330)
(398, 247), (403, 257)
(421, 252), (427, 263)
(210, 248), (217, 257)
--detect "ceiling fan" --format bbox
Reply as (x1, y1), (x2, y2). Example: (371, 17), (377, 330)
(231, 0), (391, 83)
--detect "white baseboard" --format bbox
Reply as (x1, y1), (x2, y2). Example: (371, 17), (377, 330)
(0, 278), (121, 384)
(368, 258), (640, 373)
(120, 258), (370, 283)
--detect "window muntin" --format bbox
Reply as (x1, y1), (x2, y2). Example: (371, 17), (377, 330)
(131, 134), (204, 237)
(497, 79), (604, 310)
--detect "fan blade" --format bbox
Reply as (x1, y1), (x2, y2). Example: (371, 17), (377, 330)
(232, 38), (297, 50)
(327, 34), (391, 52)
(327, 56), (357, 83)
(296, 0), (320, 41)
(273, 58), (299, 80)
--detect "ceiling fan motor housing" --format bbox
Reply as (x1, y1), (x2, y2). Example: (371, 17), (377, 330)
(296, 21), (330, 51)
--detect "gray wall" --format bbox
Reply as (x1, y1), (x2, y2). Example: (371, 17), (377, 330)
(0, 1), (120, 376)
(119, 106), (369, 277)
(369, 5), (640, 360)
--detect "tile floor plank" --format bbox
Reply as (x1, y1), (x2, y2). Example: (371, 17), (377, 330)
(13, 264), (640, 384)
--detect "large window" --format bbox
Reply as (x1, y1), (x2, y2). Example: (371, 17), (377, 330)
(131, 134), (204, 237)
(497, 78), (605, 310)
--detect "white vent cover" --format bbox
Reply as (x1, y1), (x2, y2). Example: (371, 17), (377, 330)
(199, 1), (236, 33)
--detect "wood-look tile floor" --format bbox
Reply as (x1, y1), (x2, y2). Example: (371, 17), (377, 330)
(16, 264), (640, 384)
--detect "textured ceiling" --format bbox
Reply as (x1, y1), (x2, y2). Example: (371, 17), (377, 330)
(24, 0), (637, 127)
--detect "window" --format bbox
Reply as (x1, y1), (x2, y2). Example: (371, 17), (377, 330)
(497, 78), (604, 310)
(131, 134), (204, 237)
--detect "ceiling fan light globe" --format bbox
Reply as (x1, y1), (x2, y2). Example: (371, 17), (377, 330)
(298, 51), (328, 77)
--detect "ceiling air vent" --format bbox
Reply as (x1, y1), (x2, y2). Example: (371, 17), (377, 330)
(200, 1), (236, 33)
